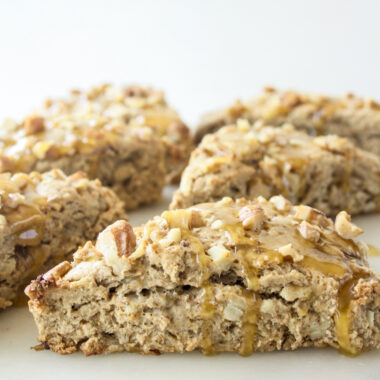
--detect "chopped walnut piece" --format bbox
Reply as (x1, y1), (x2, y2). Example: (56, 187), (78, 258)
(24, 116), (45, 135)
(239, 205), (266, 231)
(269, 195), (292, 212)
(0, 156), (15, 172)
(298, 220), (320, 242)
(293, 205), (329, 227)
(335, 211), (363, 239)
(207, 245), (233, 270)
(189, 209), (204, 228)
(278, 244), (303, 262)
(44, 261), (72, 281)
(96, 220), (136, 259)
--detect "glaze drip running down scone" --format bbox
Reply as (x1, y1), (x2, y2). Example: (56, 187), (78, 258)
(0, 169), (126, 309)
(26, 197), (380, 356)
(171, 120), (380, 216)
(195, 87), (380, 157)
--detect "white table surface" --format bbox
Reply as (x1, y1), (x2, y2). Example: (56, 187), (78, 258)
(1, 187), (380, 380)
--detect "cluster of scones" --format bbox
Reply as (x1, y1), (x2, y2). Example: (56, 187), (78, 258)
(1, 85), (380, 357)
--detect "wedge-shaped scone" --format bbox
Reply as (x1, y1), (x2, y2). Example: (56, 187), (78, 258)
(195, 87), (380, 157)
(172, 121), (380, 215)
(26, 198), (380, 356)
(40, 84), (192, 183)
(0, 169), (126, 309)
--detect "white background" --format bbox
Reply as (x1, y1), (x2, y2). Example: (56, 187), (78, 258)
(1, 1), (380, 379)
(0, 0), (380, 125)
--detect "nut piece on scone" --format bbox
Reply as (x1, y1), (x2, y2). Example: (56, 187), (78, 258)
(45, 83), (192, 184)
(171, 121), (380, 216)
(195, 87), (380, 158)
(0, 169), (126, 309)
(26, 198), (380, 356)
(0, 83), (192, 209)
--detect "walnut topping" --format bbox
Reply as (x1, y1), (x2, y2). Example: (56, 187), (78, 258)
(236, 119), (250, 132)
(298, 220), (320, 242)
(269, 195), (292, 211)
(293, 205), (329, 227)
(44, 261), (72, 281)
(335, 211), (363, 239)
(239, 205), (266, 231)
(207, 245), (233, 270)
(158, 228), (182, 248)
(162, 209), (204, 229)
(23, 116), (45, 135)
(96, 220), (136, 259)
(278, 244), (303, 262)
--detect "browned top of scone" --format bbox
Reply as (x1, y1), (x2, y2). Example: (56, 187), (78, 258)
(25, 197), (378, 355)
(196, 87), (380, 142)
(0, 84), (189, 174)
(0, 169), (124, 248)
(26, 195), (372, 298)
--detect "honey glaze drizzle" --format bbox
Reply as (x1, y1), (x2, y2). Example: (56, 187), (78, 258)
(199, 285), (216, 354)
(334, 271), (369, 356)
(6, 204), (45, 246)
(239, 289), (261, 356)
(3, 203), (46, 306)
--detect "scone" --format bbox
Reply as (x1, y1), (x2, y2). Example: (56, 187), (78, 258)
(195, 87), (380, 157)
(0, 169), (126, 309)
(26, 197), (380, 356)
(171, 121), (380, 216)
(40, 84), (192, 184)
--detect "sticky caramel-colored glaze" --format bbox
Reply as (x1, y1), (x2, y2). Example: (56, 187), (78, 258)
(199, 285), (216, 354)
(368, 244), (380, 257)
(239, 289), (261, 356)
(223, 224), (257, 246)
(301, 255), (348, 277)
(334, 271), (369, 356)
(6, 204), (45, 246)
(181, 229), (211, 278)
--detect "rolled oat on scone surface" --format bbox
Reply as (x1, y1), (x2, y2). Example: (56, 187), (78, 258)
(0, 169), (126, 309)
(0, 97), (167, 210)
(172, 120), (380, 216)
(195, 87), (380, 158)
(26, 197), (380, 356)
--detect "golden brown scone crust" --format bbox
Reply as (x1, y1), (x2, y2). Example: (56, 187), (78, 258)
(27, 197), (380, 357)
(0, 169), (126, 309)
(172, 121), (380, 216)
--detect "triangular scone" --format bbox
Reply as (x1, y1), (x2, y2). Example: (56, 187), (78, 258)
(195, 88), (380, 158)
(0, 170), (126, 309)
(171, 121), (380, 216)
(26, 197), (380, 356)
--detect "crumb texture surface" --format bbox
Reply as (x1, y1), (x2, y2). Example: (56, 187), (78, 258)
(0, 83), (193, 208)
(195, 88), (380, 158)
(0, 169), (126, 309)
(27, 197), (380, 356)
(172, 121), (380, 216)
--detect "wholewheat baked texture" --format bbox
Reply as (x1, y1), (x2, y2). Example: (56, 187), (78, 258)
(195, 87), (380, 158)
(0, 87), (170, 210)
(171, 121), (380, 216)
(26, 197), (380, 356)
(40, 84), (192, 183)
(0, 169), (126, 309)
